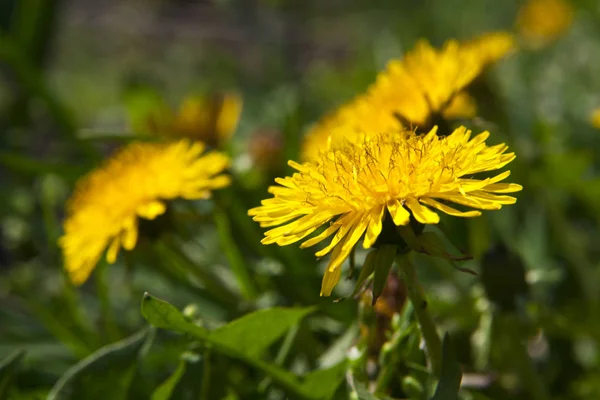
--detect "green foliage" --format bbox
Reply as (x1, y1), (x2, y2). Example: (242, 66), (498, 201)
(372, 245), (398, 304)
(2, 1), (600, 399)
(142, 293), (344, 399)
(47, 329), (153, 400)
(150, 360), (186, 400)
(430, 334), (462, 400)
(0, 350), (25, 399)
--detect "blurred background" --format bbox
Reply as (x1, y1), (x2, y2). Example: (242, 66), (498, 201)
(2, 0), (600, 399)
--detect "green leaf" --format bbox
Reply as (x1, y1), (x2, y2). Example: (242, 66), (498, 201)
(401, 375), (424, 399)
(300, 361), (348, 400)
(141, 292), (209, 338)
(0, 151), (85, 179)
(354, 383), (381, 400)
(151, 361), (186, 400)
(430, 334), (462, 400)
(47, 328), (152, 400)
(0, 350), (25, 399)
(141, 293), (317, 399)
(372, 245), (397, 304)
(417, 232), (448, 258)
(210, 307), (315, 357)
(213, 206), (258, 300)
(351, 249), (378, 296)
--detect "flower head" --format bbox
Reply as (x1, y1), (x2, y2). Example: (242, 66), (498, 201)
(370, 39), (483, 128)
(517, 0), (574, 46)
(301, 35), (513, 163)
(139, 93), (243, 147)
(250, 126), (522, 296)
(60, 139), (230, 284)
(172, 93), (243, 146)
(301, 94), (403, 162)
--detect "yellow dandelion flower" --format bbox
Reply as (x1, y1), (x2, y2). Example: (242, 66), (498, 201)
(59, 139), (230, 285)
(441, 91), (477, 121)
(172, 93), (243, 147)
(301, 36), (513, 163)
(138, 93), (243, 147)
(300, 94), (402, 162)
(371, 39), (483, 127)
(461, 31), (516, 65)
(517, 0), (574, 46)
(591, 108), (600, 128)
(249, 126), (522, 296)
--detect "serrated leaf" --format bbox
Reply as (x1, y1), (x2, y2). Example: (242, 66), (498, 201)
(300, 361), (348, 400)
(372, 245), (397, 304)
(210, 307), (314, 357)
(151, 361), (186, 400)
(430, 334), (462, 400)
(47, 328), (152, 400)
(141, 293), (317, 399)
(0, 350), (25, 399)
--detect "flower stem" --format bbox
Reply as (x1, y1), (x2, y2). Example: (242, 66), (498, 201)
(95, 260), (120, 343)
(397, 254), (442, 377)
(156, 238), (239, 307)
(214, 205), (258, 301)
(200, 346), (213, 400)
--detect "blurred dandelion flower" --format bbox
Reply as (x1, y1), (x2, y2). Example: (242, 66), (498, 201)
(370, 39), (483, 128)
(517, 0), (573, 46)
(249, 126), (522, 296)
(59, 140), (230, 284)
(591, 108), (600, 129)
(461, 31), (516, 65)
(172, 93), (243, 146)
(301, 94), (402, 162)
(301, 35), (513, 162)
(140, 93), (243, 147)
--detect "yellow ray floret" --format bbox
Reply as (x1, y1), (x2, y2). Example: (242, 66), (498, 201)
(461, 31), (516, 66)
(59, 139), (231, 285)
(250, 126), (522, 296)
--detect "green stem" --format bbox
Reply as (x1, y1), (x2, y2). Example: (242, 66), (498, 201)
(258, 325), (299, 393)
(496, 314), (549, 400)
(512, 342), (549, 400)
(95, 261), (120, 342)
(156, 238), (239, 307)
(374, 304), (415, 392)
(60, 271), (97, 343)
(22, 295), (92, 357)
(397, 255), (442, 377)
(214, 205), (258, 301)
(199, 346), (212, 400)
